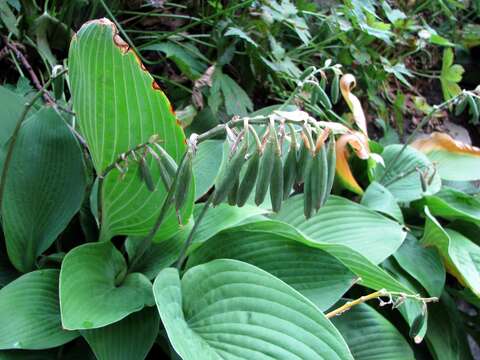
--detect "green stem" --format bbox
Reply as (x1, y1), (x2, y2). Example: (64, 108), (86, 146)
(0, 68), (68, 211)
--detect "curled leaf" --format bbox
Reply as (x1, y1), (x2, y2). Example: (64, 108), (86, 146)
(336, 131), (370, 194)
(412, 132), (480, 181)
(340, 74), (368, 136)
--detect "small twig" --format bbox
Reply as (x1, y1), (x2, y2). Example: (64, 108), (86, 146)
(5, 41), (54, 105)
(0, 68), (68, 211)
(325, 289), (438, 319)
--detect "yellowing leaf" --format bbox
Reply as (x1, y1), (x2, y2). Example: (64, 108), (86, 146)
(412, 132), (480, 181)
(336, 132), (370, 194)
(340, 74), (368, 136)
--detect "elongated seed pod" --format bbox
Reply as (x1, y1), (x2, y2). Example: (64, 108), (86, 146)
(148, 146), (174, 189)
(409, 312), (426, 340)
(315, 145), (329, 210)
(212, 140), (248, 206)
(311, 85), (319, 105)
(155, 144), (178, 179)
(228, 177), (239, 206)
(255, 136), (275, 206)
(303, 155), (314, 219)
(296, 133), (310, 183)
(236, 151), (260, 207)
(324, 137), (336, 203)
(468, 95), (479, 123)
(419, 171), (427, 192)
(455, 97), (468, 116)
(320, 76), (326, 90)
(270, 151), (283, 212)
(139, 157), (155, 192)
(316, 84), (332, 110)
(174, 150), (193, 212)
(283, 146), (297, 200)
(331, 74), (340, 104)
(299, 66), (316, 81)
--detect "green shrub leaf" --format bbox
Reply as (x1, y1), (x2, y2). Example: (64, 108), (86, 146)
(68, 18), (193, 242)
(60, 242), (154, 330)
(0, 269), (78, 350)
(153, 259), (353, 360)
(2, 107), (86, 272)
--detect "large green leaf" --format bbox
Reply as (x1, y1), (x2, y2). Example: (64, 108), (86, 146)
(361, 181), (403, 223)
(0, 270), (77, 350)
(421, 207), (480, 296)
(393, 234), (445, 298)
(275, 195), (406, 264)
(2, 107), (86, 272)
(192, 139), (223, 200)
(187, 220), (356, 311)
(375, 145), (441, 202)
(81, 307), (159, 360)
(68, 18), (193, 242)
(60, 242), (154, 330)
(0, 86), (26, 147)
(426, 292), (473, 360)
(153, 259), (353, 359)
(422, 187), (480, 224)
(332, 303), (414, 360)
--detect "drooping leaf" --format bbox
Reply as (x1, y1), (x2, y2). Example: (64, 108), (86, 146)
(275, 195), (406, 264)
(68, 18), (194, 242)
(421, 207), (480, 296)
(361, 181), (403, 223)
(340, 74), (367, 135)
(81, 307), (159, 360)
(0, 270), (78, 350)
(412, 132), (480, 181)
(332, 303), (414, 360)
(192, 139), (223, 199)
(335, 131), (370, 194)
(393, 234), (445, 298)
(60, 242), (154, 330)
(153, 259), (353, 359)
(2, 107), (86, 272)
(421, 187), (480, 224)
(426, 292), (474, 360)
(375, 144), (441, 202)
(187, 220), (356, 311)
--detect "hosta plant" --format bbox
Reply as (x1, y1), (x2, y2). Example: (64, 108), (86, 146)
(0, 18), (480, 360)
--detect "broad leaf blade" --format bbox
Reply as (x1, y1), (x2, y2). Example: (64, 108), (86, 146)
(361, 181), (403, 223)
(154, 260), (353, 359)
(0, 270), (78, 350)
(68, 18), (193, 241)
(81, 307), (159, 360)
(332, 303), (414, 360)
(60, 242), (154, 330)
(2, 107), (86, 272)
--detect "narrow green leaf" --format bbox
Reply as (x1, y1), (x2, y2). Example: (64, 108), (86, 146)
(0, 270), (78, 350)
(2, 107), (86, 272)
(332, 303), (414, 360)
(60, 242), (154, 330)
(81, 307), (159, 360)
(154, 259), (353, 359)
(192, 139), (223, 199)
(68, 18), (194, 242)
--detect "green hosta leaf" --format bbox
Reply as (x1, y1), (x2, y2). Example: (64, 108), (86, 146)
(275, 195), (406, 264)
(421, 207), (480, 297)
(81, 307), (159, 360)
(0, 86), (27, 147)
(440, 48), (464, 101)
(60, 242), (154, 330)
(426, 292), (474, 360)
(361, 181), (403, 223)
(125, 219), (193, 279)
(375, 145), (441, 202)
(68, 18), (194, 242)
(191, 203), (267, 248)
(0, 242), (18, 288)
(422, 187), (480, 224)
(332, 303), (414, 360)
(393, 235), (445, 298)
(0, 270), (77, 350)
(153, 259), (353, 359)
(143, 42), (207, 80)
(192, 139), (223, 199)
(187, 220), (356, 311)
(2, 107), (86, 272)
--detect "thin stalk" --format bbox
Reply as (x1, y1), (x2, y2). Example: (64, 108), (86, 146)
(0, 68), (68, 211)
